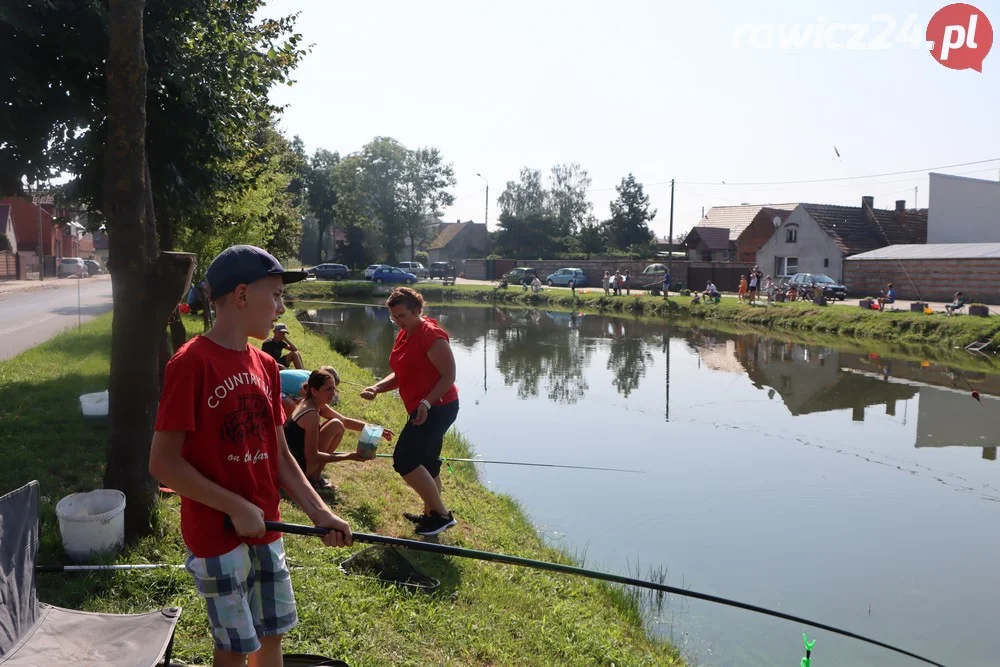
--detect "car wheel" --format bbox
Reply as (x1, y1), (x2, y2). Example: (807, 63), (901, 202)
(375, 278), (383, 284)
(547, 279), (554, 286)
(334, 274), (344, 281)
(404, 278), (413, 285)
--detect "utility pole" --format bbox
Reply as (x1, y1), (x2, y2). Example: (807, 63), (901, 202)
(914, 185), (918, 209)
(476, 173), (489, 228)
(667, 179), (675, 277)
(36, 181), (43, 280)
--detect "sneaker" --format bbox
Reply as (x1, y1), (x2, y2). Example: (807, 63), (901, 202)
(415, 511), (457, 536)
(309, 476), (331, 490)
(403, 511), (428, 524)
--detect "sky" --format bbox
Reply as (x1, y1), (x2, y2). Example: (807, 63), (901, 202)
(259, 0), (1000, 240)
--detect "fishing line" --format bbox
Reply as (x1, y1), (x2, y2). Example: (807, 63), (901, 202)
(253, 519), (947, 667)
(372, 453), (644, 474)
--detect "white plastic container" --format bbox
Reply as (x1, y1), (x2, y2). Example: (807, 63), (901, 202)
(55, 489), (126, 562)
(79, 390), (109, 418)
(356, 424), (383, 460)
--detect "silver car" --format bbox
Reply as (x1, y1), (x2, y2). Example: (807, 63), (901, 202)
(397, 261), (428, 278)
(58, 257), (88, 277)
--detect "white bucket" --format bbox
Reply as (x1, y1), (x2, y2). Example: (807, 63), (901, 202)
(55, 489), (126, 562)
(79, 390), (109, 418)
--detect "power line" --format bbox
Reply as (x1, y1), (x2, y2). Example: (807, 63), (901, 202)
(675, 157), (1000, 187)
(584, 157), (1000, 194)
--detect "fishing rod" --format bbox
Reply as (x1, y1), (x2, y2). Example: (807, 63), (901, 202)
(372, 453), (644, 474)
(253, 519), (946, 667)
(36, 563), (185, 573)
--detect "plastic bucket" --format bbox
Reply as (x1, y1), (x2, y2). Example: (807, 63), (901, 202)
(79, 390), (109, 423)
(55, 489), (126, 562)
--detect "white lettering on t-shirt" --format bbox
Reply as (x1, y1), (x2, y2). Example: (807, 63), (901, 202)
(207, 371), (271, 409)
(227, 449), (269, 464)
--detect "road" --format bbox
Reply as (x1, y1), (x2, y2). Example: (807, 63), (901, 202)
(0, 277), (114, 360)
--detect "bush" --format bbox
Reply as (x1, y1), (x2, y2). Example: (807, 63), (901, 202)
(414, 251), (429, 266)
(680, 288), (691, 296)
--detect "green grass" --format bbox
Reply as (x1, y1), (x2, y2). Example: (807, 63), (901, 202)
(287, 280), (1000, 351)
(0, 313), (682, 667)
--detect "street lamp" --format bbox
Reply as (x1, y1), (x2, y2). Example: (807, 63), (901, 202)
(476, 173), (489, 228)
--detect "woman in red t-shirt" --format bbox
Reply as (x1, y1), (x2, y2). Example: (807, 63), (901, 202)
(361, 287), (459, 536)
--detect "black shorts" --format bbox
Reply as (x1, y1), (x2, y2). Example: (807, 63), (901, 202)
(393, 400), (459, 477)
(749, 285), (758, 292)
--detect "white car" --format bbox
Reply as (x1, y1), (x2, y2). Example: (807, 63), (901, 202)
(58, 257), (88, 277)
(364, 264), (387, 280)
(397, 261), (428, 278)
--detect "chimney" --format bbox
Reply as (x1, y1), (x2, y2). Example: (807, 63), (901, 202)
(861, 196), (874, 210)
(895, 200), (905, 212)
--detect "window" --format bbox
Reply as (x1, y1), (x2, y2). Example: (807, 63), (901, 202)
(775, 256), (797, 276)
(823, 258), (829, 268)
(785, 227), (798, 243)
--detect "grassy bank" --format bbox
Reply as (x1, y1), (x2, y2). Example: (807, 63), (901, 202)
(0, 314), (681, 666)
(287, 280), (1000, 351)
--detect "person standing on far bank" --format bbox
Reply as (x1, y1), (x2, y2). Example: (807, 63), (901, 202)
(360, 287), (460, 536)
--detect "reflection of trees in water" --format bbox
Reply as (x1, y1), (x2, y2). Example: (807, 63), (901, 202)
(493, 310), (596, 403)
(607, 337), (654, 397)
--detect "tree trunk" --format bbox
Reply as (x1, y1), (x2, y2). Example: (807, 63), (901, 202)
(102, 0), (195, 540)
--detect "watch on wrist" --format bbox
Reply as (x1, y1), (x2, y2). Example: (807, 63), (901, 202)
(420, 399), (432, 410)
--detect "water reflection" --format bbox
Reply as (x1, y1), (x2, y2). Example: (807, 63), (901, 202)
(298, 304), (1000, 455)
(296, 302), (1000, 666)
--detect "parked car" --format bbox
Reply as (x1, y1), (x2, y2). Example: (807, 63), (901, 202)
(503, 267), (537, 285)
(397, 261), (428, 278)
(787, 273), (848, 300)
(371, 266), (418, 285)
(545, 268), (588, 287)
(364, 264), (388, 280)
(306, 263), (350, 281)
(429, 261), (456, 279)
(84, 259), (102, 276)
(58, 257), (88, 277)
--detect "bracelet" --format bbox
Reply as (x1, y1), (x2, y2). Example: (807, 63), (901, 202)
(420, 399), (432, 410)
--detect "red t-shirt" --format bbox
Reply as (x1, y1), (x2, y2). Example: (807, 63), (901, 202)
(389, 317), (459, 414)
(154, 335), (286, 558)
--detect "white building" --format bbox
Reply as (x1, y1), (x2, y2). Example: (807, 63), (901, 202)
(927, 172), (1000, 243)
(755, 196), (927, 282)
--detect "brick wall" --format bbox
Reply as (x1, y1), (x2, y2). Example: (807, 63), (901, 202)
(843, 258), (1000, 304)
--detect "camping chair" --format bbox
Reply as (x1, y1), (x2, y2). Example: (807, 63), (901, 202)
(0, 481), (181, 667)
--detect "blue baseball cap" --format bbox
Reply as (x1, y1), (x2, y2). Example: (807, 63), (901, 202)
(205, 245), (308, 299)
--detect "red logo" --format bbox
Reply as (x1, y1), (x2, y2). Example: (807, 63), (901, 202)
(927, 3), (993, 71)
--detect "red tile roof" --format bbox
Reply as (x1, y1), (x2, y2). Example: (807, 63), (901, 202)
(801, 203), (927, 255)
(684, 226), (732, 250)
(696, 203), (799, 241)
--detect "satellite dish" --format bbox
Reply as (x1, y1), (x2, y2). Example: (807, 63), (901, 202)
(773, 216), (782, 229)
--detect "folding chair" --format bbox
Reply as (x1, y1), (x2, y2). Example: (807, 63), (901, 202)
(0, 481), (181, 667)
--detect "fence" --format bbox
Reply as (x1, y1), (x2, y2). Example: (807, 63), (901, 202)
(0, 251), (16, 281)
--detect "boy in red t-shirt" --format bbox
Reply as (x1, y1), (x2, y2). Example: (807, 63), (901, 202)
(150, 245), (352, 667)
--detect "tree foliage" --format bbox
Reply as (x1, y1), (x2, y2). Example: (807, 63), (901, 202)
(0, 0), (306, 250)
(605, 173), (656, 251)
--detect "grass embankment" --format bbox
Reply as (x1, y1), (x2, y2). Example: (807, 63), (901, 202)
(0, 314), (681, 667)
(287, 280), (1000, 351)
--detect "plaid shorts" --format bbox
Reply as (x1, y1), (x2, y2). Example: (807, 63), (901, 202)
(185, 539), (297, 654)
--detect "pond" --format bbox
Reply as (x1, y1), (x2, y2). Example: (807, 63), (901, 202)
(296, 302), (1000, 667)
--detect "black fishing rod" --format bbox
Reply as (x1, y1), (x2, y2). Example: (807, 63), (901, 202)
(254, 519), (946, 667)
(372, 453), (644, 474)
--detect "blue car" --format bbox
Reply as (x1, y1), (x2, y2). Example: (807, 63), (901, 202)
(545, 268), (587, 287)
(372, 266), (418, 285)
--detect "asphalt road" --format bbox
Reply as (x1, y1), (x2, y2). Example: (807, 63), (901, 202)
(0, 278), (114, 361)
